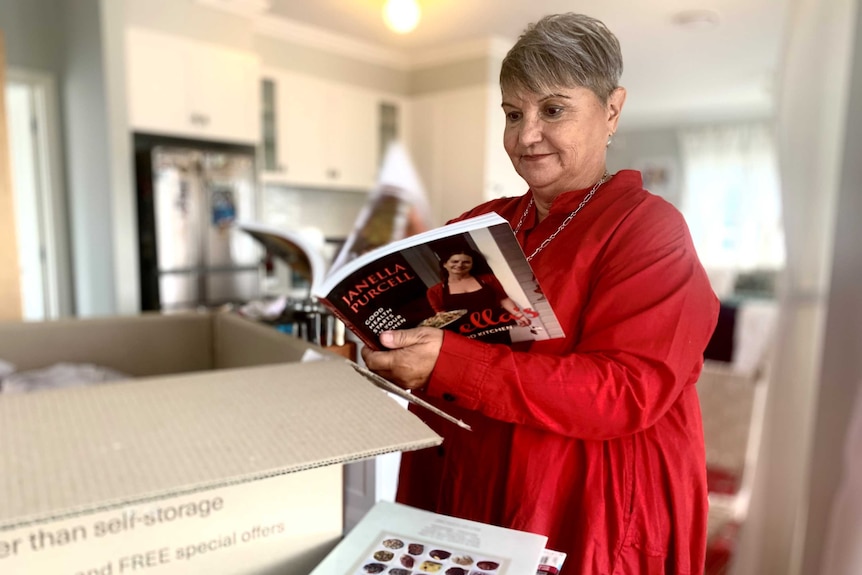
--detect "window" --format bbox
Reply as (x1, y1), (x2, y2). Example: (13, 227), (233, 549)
(679, 123), (785, 272)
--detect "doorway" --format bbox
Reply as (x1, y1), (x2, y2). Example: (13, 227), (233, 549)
(4, 68), (71, 319)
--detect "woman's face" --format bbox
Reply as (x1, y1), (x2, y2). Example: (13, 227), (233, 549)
(444, 253), (473, 276)
(502, 84), (625, 199)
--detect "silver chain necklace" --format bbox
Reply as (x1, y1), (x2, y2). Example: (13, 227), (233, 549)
(514, 171), (611, 261)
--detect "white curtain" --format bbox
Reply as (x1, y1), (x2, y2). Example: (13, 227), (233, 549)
(678, 123), (785, 271)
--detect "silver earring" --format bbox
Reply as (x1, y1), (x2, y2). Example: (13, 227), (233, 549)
(607, 134), (613, 147)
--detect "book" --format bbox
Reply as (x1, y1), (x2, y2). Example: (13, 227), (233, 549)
(237, 221), (327, 300)
(239, 213), (563, 430)
(312, 212), (565, 351)
(329, 140), (432, 276)
(310, 500), (548, 575)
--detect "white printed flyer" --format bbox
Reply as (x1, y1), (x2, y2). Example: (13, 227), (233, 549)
(311, 501), (547, 575)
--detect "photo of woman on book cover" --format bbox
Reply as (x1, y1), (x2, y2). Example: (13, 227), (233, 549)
(425, 246), (532, 344)
(314, 215), (564, 349)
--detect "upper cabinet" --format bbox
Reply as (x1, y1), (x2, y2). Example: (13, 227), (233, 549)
(260, 68), (401, 192)
(126, 28), (260, 145)
(408, 84), (525, 225)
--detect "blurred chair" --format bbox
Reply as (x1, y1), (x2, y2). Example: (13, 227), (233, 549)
(699, 299), (777, 574)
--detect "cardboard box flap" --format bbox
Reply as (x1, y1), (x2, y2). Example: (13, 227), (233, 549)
(0, 313), (215, 375)
(0, 360), (441, 530)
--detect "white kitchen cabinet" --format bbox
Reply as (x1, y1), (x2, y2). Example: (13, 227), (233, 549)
(484, 86), (528, 200)
(126, 28), (260, 145)
(408, 84), (525, 226)
(327, 82), (379, 189)
(273, 71), (327, 186)
(261, 69), (388, 192)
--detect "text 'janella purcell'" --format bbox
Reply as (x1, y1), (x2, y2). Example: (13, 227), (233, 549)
(340, 264), (416, 313)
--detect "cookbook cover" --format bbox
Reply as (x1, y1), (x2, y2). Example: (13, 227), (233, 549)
(312, 213), (565, 351)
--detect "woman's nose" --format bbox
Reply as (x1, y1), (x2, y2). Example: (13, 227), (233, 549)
(519, 116), (543, 146)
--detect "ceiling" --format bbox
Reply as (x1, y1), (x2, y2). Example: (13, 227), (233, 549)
(248, 0), (791, 129)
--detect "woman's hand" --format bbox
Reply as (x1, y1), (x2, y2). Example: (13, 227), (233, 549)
(512, 313), (532, 327)
(361, 327), (444, 391)
(502, 298), (533, 327)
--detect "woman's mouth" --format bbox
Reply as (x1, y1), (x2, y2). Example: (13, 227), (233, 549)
(522, 153), (552, 161)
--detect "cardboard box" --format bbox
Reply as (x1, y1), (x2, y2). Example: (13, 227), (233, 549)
(0, 312), (441, 575)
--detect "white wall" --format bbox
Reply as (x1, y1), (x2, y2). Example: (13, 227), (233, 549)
(256, 35), (408, 94)
(124, 0), (255, 49)
(0, 0), (137, 317)
(0, 0), (64, 72)
(732, 0), (860, 573)
(1, 0), (73, 316)
(801, 0), (862, 570)
(608, 127), (684, 207)
(61, 0), (118, 316)
(101, 0), (136, 316)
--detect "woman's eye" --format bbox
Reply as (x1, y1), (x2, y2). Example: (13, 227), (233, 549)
(505, 111), (521, 122)
(544, 106), (564, 118)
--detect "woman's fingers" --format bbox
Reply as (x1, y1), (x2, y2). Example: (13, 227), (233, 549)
(361, 328), (444, 390)
(379, 327), (439, 349)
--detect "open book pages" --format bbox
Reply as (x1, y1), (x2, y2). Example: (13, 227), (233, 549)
(328, 185), (412, 276)
(310, 501), (548, 575)
(236, 221), (327, 296)
(329, 140), (431, 275)
(313, 212), (565, 351)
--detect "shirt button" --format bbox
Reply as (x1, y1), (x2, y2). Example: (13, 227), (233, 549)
(442, 393), (457, 402)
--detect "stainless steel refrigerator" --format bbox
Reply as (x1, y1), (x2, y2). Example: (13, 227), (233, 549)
(136, 140), (260, 311)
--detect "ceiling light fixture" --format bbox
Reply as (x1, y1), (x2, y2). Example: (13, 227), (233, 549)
(383, 0), (421, 34)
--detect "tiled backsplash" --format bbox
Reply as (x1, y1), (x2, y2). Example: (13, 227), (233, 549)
(258, 184), (368, 296)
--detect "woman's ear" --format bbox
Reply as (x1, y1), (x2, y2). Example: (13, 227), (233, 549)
(607, 87), (626, 133)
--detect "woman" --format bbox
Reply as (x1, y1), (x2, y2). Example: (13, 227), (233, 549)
(426, 247), (531, 343)
(363, 12), (718, 574)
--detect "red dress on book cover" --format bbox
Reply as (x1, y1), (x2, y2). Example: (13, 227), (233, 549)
(397, 170), (719, 574)
(427, 273), (513, 344)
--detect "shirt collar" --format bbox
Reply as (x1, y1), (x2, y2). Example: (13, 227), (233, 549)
(541, 170), (641, 216)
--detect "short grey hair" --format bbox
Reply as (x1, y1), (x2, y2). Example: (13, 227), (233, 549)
(500, 13), (623, 102)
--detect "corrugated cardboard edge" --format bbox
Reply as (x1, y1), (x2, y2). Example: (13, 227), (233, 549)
(0, 357), (441, 532)
(1, 437), (441, 532)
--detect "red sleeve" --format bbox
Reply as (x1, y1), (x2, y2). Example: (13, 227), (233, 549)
(425, 202), (719, 440)
(426, 283), (445, 313)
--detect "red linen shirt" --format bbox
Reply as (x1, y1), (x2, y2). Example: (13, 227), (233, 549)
(396, 170), (719, 574)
